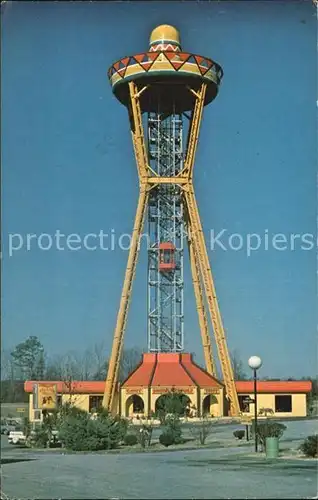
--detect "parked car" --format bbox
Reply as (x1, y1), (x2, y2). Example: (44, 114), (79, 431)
(8, 431), (26, 445)
(1, 424), (16, 435)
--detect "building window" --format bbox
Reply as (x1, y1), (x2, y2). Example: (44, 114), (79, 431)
(89, 396), (103, 413)
(275, 395), (292, 413)
(238, 395), (251, 412)
(57, 395), (62, 407)
(34, 410), (42, 421)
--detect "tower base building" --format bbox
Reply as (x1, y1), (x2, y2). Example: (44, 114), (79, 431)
(121, 353), (225, 418)
(24, 377), (312, 422)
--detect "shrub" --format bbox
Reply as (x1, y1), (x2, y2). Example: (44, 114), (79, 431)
(124, 434), (138, 446)
(156, 409), (166, 425)
(103, 411), (128, 443)
(138, 424), (153, 448)
(233, 430), (245, 440)
(256, 421), (286, 449)
(159, 431), (175, 447)
(190, 418), (213, 445)
(165, 414), (183, 444)
(299, 435), (318, 458)
(31, 426), (50, 448)
(29, 411), (60, 449)
(57, 404), (128, 451)
(23, 417), (31, 438)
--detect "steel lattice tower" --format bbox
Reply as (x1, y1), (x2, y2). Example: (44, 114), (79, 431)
(103, 25), (240, 417)
(147, 112), (184, 352)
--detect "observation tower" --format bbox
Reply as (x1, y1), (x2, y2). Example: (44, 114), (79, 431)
(103, 25), (240, 417)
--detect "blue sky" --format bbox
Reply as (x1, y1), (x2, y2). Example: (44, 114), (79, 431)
(2, 1), (316, 378)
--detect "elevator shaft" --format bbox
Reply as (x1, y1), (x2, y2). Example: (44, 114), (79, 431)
(147, 112), (184, 352)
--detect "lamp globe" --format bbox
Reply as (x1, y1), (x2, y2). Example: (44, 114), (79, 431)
(248, 356), (262, 370)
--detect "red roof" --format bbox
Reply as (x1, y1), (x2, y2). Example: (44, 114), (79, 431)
(120, 352), (156, 387)
(235, 380), (312, 394)
(122, 352), (222, 389)
(181, 353), (222, 388)
(24, 381), (106, 394)
(24, 369), (312, 395)
(151, 353), (194, 387)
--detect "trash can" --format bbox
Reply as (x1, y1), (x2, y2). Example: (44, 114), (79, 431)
(265, 437), (279, 459)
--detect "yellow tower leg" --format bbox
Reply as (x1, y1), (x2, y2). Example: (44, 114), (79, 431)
(103, 186), (148, 412)
(185, 186), (240, 416)
(103, 81), (150, 413)
(188, 236), (216, 376)
(128, 81), (149, 181)
(179, 83), (207, 180)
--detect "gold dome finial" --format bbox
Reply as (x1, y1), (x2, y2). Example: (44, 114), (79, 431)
(149, 25), (181, 51)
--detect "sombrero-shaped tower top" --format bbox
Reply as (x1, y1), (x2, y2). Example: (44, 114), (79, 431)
(108, 24), (223, 113)
(149, 24), (181, 52)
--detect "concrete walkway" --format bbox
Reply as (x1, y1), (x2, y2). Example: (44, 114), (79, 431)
(1, 419), (317, 499)
(2, 445), (317, 499)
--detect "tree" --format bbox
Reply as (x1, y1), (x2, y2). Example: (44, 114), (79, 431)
(90, 341), (110, 381)
(43, 344), (143, 382)
(11, 336), (46, 380)
(92, 342), (108, 380)
(155, 390), (190, 423)
(92, 360), (108, 381)
(1, 349), (15, 380)
(36, 350), (46, 379)
(45, 351), (90, 381)
(190, 417), (213, 445)
(62, 352), (83, 381)
(231, 350), (247, 380)
(119, 347), (143, 382)
(1, 350), (27, 402)
(81, 348), (94, 380)
(302, 376), (318, 397)
(301, 376), (318, 416)
(0, 380), (28, 403)
(45, 354), (65, 380)
(45, 352), (86, 381)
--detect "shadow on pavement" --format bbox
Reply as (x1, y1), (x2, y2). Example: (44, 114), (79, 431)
(1, 458), (37, 465)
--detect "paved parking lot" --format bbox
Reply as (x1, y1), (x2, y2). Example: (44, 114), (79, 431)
(1, 419), (317, 499)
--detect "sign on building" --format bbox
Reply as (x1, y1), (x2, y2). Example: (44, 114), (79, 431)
(125, 388), (143, 395)
(203, 388), (220, 395)
(33, 384), (57, 410)
(152, 387), (194, 395)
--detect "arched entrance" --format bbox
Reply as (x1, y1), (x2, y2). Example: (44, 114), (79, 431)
(202, 394), (218, 416)
(202, 395), (211, 416)
(125, 394), (144, 417)
(155, 392), (191, 417)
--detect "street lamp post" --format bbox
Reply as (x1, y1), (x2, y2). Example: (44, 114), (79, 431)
(248, 355), (262, 452)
